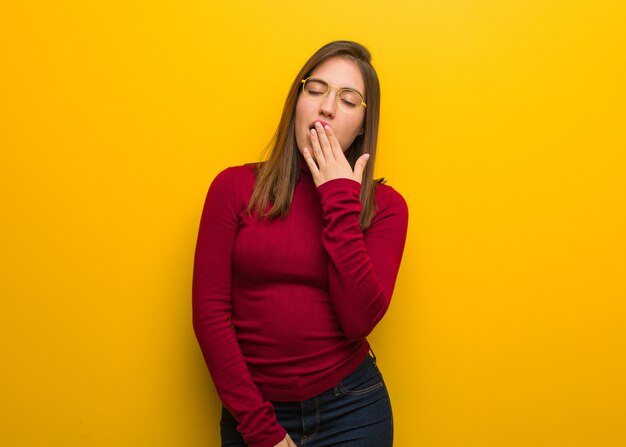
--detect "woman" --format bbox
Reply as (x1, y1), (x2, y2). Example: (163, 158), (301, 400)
(192, 40), (408, 447)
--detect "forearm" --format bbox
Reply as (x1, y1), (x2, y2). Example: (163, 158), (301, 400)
(318, 178), (408, 339)
(192, 295), (286, 447)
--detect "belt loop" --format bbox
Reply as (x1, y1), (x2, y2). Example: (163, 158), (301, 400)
(333, 384), (341, 397)
(369, 346), (377, 364)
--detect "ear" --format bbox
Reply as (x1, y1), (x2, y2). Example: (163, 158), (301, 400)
(357, 127), (365, 136)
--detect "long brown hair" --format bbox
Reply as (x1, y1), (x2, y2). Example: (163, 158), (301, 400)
(247, 40), (384, 230)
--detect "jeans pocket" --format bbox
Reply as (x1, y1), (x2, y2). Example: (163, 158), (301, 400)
(336, 356), (384, 396)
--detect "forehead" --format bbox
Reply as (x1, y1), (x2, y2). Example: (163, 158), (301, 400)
(309, 57), (365, 92)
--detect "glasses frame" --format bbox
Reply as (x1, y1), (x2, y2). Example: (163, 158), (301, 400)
(300, 77), (367, 114)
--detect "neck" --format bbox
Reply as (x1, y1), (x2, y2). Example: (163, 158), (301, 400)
(297, 154), (313, 178)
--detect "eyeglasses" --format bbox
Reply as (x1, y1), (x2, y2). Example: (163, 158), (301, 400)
(300, 77), (367, 115)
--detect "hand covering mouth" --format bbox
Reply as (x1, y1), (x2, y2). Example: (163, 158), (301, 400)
(309, 120), (331, 130)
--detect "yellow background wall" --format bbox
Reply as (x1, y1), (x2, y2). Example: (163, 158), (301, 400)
(1, 1), (625, 445)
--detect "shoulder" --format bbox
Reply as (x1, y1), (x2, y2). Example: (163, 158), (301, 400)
(374, 181), (408, 214)
(213, 162), (258, 182)
(209, 163), (258, 189)
(368, 180), (409, 232)
(205, 163), (259, 205)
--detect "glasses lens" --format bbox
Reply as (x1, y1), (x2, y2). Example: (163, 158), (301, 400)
(303, 79), (328, 99)
(337, 89), (364, 114)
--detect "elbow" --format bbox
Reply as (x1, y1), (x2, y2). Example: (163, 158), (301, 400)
(342, 323), (375, 341)
(191, 294), (232, 338)
(339, 296), (389, 341)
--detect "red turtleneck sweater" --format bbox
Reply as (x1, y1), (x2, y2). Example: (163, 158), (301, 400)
(192, 159), (408, 447)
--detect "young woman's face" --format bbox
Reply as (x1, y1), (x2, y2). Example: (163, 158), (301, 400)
(294, 57), (366, 158)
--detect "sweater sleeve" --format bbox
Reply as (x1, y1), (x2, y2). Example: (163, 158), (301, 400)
(192, 167), (287, 447)
(316, 177), (409, 340)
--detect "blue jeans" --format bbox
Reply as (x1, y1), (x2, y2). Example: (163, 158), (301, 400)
(220, 352), (393, 446)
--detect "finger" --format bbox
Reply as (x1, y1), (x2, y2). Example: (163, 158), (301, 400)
(322, 124), (344, 160)
(314, 122), (335, 161)
(302, 148), (320, 177)
(353, 153), (370, 183)
(309, 128), (326, 169)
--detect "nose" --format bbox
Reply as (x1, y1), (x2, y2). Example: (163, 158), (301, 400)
(319, 90), (337, 118)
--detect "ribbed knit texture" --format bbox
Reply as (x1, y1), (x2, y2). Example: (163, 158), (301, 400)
(192, 159), (408, 447)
